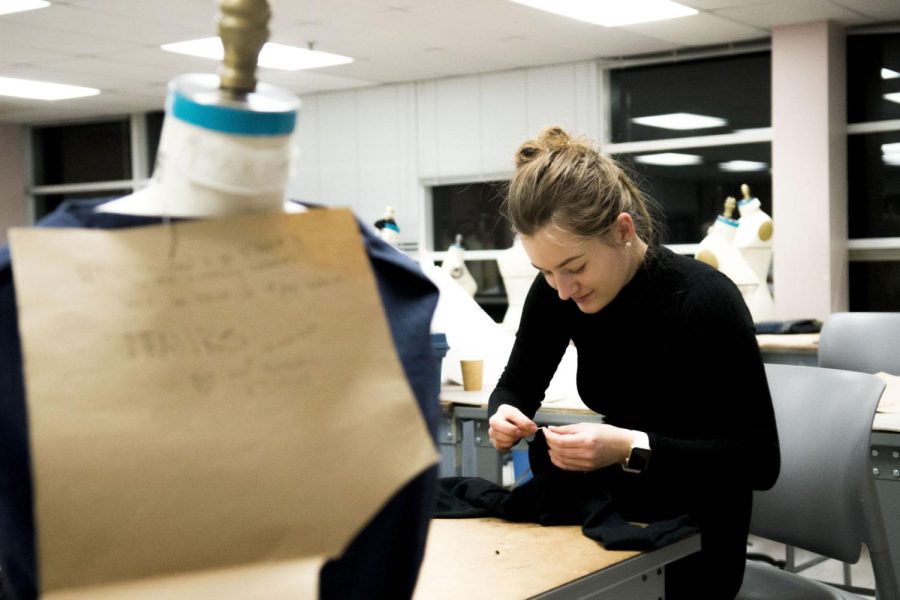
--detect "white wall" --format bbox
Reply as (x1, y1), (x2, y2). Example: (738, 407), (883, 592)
(0, 124), (27, 246)
(289, 60), (599, 246)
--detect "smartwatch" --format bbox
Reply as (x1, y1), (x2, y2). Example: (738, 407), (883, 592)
(622, 430), (651, 474)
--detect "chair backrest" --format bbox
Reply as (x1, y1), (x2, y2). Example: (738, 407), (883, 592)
(753, 364), (885, 564)
(819, 312), (900, 374)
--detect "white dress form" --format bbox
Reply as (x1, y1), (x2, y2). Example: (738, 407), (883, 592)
(99, 0), (299, 219)
(496, 237), (538, 334)
(441, 234), (478, 297)
(98, 74), (301, 219)
(735, 184), (776, 321)
(695, 197), (761, 315)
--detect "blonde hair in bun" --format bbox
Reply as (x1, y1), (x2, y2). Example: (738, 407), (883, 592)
(506, 126), (658, 246)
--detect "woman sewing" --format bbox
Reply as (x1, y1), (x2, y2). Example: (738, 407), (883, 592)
(487, 126), (780, 599)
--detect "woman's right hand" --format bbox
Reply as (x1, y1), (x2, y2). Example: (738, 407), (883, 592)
(488, 404), (538, 452)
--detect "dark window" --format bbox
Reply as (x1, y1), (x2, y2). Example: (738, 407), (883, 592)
(33, 190), (131, 222)
(609, 52), (771, 143)
(848, 132), (900, 239)
(847, 33), (900, 124)
(431, 181), (512, 252)
(431, 181), (513, 322)
(146, 110), (165, 174)
(614, 142), (772, 244)
(32, 120), (131, 185)
(850, 261), (900, 310)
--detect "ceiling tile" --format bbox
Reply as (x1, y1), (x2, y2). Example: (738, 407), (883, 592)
(2, 0), (900, 123)
(832, 0), (900, 20)
(716, 0), (874, 27)
(623, 12), (768, 46)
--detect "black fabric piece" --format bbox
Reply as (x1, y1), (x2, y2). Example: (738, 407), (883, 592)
(755, 319), (822, 334)
(434, 431), (697, 552)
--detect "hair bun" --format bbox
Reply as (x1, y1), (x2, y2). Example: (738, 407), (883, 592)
(540, 126), (571, 152)
(514, 126), (576, 168)
(514, 143), (541, 168)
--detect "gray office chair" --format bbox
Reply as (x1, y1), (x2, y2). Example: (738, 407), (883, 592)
(819, 312), (900, 375)
(818, 311), (900, 589)
(737, 364), (899, 600)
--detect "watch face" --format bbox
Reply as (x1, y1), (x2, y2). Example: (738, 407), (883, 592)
(627, 447), (651, 473)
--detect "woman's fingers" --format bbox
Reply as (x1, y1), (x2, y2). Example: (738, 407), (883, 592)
(488, 404), (537, 451)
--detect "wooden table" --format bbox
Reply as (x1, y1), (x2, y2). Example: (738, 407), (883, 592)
(413, 518), (700, 599)
(756, 333), (819, 366)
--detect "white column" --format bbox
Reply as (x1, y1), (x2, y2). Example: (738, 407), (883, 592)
(771, 21), (847, 320)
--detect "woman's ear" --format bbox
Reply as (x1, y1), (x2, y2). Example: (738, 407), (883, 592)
(615, 212), (636, 245)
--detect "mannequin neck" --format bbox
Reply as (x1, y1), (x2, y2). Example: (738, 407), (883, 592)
(99, 115), (296, 218)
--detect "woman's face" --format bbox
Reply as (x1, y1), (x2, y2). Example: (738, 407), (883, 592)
(521, 223), (634, 314)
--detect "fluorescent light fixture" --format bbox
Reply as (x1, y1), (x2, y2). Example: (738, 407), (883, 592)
(0, 0), (49, 16)
(509, 0), (697, 27)
(719, 160), (768, 172)
(881, 143), (900, 166)
(0, 76), (99, 101)
(635, 152), (702, 167)
(632, 112), (727, 130)
(162, 38), (353, 70)
(885, 92), (900, 105)
(882, 68), (900, 80)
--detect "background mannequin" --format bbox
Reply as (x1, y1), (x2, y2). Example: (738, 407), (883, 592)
(735, 184), (776, 322)
(695, 196), (760, 311)
(496, 236), (538, 333)
(441, 233), (478, 296)
(374, 205), (400, 245)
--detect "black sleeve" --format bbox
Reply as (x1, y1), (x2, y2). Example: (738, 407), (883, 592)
(648, 271), (780, 492)
(487, 275), (571, 421)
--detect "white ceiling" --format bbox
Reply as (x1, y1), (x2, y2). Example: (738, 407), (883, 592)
(1, 0), (899, 125)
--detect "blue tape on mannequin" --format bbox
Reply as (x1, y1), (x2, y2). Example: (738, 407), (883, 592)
(169, 91), (296, 136)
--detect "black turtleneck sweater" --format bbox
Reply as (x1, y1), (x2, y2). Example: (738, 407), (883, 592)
(488, 245), (780, 600)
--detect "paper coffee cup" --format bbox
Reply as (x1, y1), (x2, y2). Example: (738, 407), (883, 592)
(460, 359), (484, 391)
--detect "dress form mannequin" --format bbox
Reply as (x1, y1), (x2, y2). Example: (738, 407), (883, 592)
(734, 184), (776, 321)
(442, 234), (478, 297)
(98, 0), (301, 218)
(0, 3), (439, 599)
(374, 206), (400, 245)
(695, 196), (760, 313)
(496, 237), (538, 333)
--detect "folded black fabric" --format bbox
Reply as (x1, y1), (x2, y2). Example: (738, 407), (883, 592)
(755, 319), (822, 334)
(433, 431), (697, 551)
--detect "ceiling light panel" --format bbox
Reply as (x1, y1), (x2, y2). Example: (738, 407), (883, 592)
(509, 0), (697, 27)
(719, 160), (768, 172)
(631, 112), (727, 130)
(0, 76), (100, 100)
(0, 0), (49, 17)
(635, 152), (702, 166)
(161, 38), (353, 71)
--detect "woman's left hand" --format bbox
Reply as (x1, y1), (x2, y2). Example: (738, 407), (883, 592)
(543, 423), (634, 471)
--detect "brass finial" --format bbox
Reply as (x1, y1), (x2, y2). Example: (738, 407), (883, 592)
(217, 0), (271, 97)
(741, 183), (751, 200)
(723, 196), (736, 218)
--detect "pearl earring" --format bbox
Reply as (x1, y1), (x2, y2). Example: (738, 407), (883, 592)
(625, 241), (633, 248)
